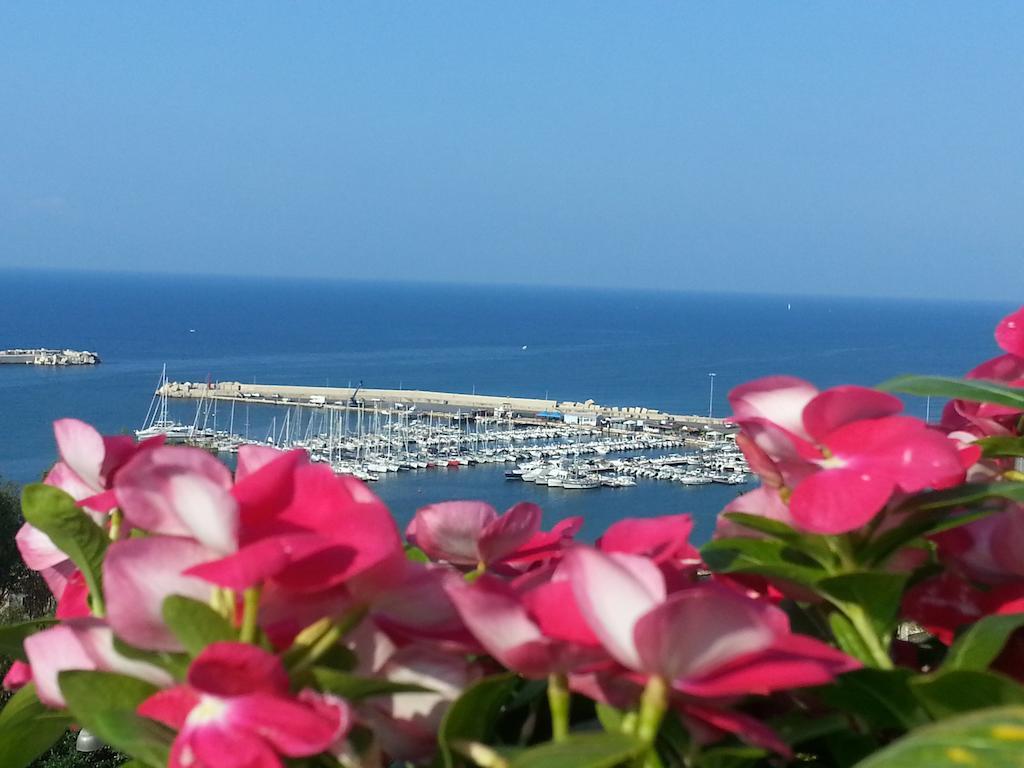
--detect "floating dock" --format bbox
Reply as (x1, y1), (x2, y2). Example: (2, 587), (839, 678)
(158, 380), (731, 431)
(0, 348), (100, 365)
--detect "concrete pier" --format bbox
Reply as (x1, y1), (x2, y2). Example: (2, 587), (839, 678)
(158, 380), (731, 431)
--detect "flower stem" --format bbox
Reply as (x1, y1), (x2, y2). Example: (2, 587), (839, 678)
(637, 675), (668, 743)
(239, 586), (262, 644)
(634, 676), (668, 768)
(108, 509), (123, 541)
(291, 604), (368, 673)
(547, 673), (570, 742)
(845, 604), (893, 670)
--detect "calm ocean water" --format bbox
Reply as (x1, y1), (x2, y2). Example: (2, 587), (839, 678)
(0, 269), (1013, 542)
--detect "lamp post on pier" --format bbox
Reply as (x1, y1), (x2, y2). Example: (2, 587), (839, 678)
(707, 373), (717, 418)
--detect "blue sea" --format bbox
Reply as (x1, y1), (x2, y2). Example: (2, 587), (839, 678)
(0, 269), (1013, 543)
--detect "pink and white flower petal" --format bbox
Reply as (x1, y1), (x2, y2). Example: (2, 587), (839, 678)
(407, 501), (497, 564)
(728, 376), (818, 440)
(114, 446), (237, 550)
(25, 619), (173, 708)
(53, 419), (106, 491)
(188, 642), (290, 698)
(104, 537), (218, 652)
(633, 586), (775, 681)
(226, 692), (345, 756)
(563, 548), (666, 670)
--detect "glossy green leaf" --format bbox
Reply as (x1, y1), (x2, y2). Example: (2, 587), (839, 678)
(943, 613), (1024, 672)
(903, 482), (1024, 512)
(818, 668), (925, 731)
(59, 670), (171, 767)
(0, 618), (58, 661)
(720, 512), (833, 566)
(829, 612), (876, 666)
(879, 375), (1024, 411)
(853, 705), (1024, 767)
(311, 667), (434, 699)
(978, 436), (1024, 459)
(162, 594), (236, 655)
(0, 684), (72, 768)
(701, 537), (826, 587)
(506, 732), (645, 768)
(819, 572), (908, 636)
(21, 484), (109, 613)
(911, 670), (1024, 719)
(437, 673), (519, 768)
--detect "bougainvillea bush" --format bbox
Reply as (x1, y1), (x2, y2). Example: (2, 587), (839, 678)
(3, 308), (1024, 768)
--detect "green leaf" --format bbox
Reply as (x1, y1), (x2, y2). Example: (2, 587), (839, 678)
(720, 512), (833, 566)
(861, 507), (993, 567)
(405, 544), (431, 563)
(437, 673), (519, 768)
(59, 670), (171, 767)
(903, 482), (1024, 512)
(818, 668), (925, 731)
(162, 594), (236, 655)
(943, 613), (1024, 672)
(911, 670), (1024, 719)
(505, 732), (645, 768)
(695, 746), (769, 768)
(829, 612), (876, 666)
(595, 702), (625, 733)
(701, 537), (826, 587)
(879, 375), (1024, 411)
(113, 637), (191, 680)
(0, 684), (72, 768)
(853, 705), (1024, 767)
(0, 618), (58, 661)
(979, 436), (1024, 459)
(311, 667), (434, 699)
(21, 484), (109, 614)
(818, 572), (908, 636)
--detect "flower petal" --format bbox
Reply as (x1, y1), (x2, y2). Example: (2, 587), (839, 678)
(104, 537), (217, 651)
(408, 501), (497, 564)
(633, 585), (775, 680)
(562, 548), (665, 671)
(996, 307), (1024, 357)
(789, 467), (894, 534)
(188, 642), (290, 697)
(478, 502), (542, 565)
(728, 376), (817, 439)
(801, 386), (903, 442)
(25, 619), (172, 708)
(53, 419), (105, 491)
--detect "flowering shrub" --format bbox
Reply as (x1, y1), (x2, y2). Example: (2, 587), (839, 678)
(2, 309), (1024, 768)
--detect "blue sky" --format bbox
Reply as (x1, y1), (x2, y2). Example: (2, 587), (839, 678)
(1, 3), (1021, 300)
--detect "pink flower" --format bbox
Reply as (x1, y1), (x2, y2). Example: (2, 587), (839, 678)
(24, 619), (173, 708)
(562, 547), (857, 696)
(16, 420), (162, 605)
(730, 379), (966, 534)
(406, 500), (541, 567)
(104, 536), (220, 651)
(446, 572), (605, 678)
(2, 661), (32, 692)
(187, 453), (402, 593)
(138, 642), (348, 768)
(346, 629), (480, 764)
(996, 306), (1024, 358)
(597, 515), (702, 588)
(114, 445), (239, 554)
